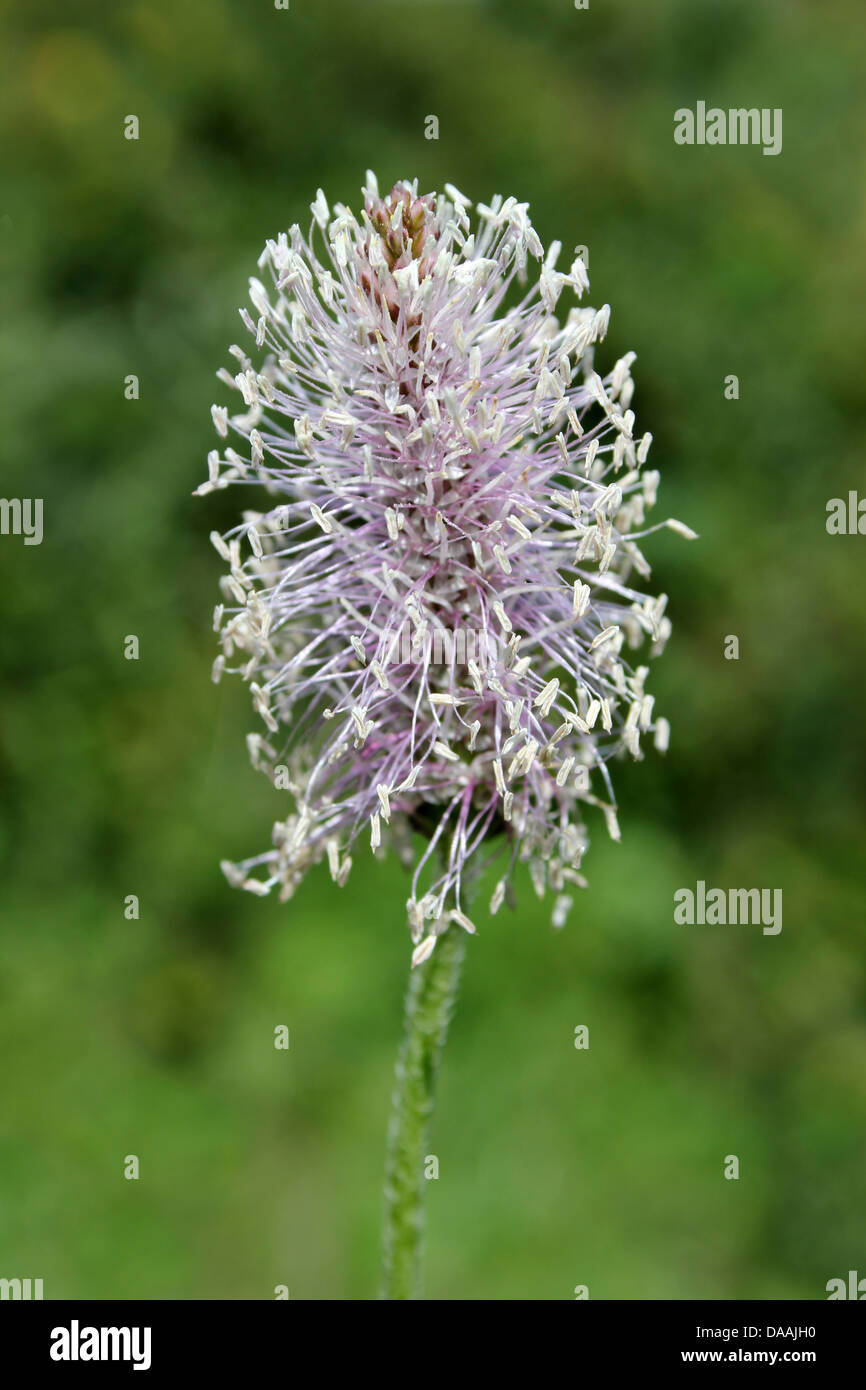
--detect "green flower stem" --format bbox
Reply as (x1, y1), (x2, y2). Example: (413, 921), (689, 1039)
(380, 925), (466, 1300)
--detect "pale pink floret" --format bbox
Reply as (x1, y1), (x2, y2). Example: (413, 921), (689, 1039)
(200, 175), (688, 962)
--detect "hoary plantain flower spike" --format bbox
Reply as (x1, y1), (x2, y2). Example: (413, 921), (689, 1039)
(199, 174), (694, 966)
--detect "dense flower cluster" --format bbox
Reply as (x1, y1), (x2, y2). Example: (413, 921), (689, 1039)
(199, 174), (692, 964)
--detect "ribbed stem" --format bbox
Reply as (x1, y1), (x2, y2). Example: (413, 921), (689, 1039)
(380, 926), (465, 1300)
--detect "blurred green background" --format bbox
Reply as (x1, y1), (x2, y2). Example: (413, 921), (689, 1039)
(1, 0), (865, 1300)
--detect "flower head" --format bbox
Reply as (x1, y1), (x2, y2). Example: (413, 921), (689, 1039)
(200, 174), (692, 964)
